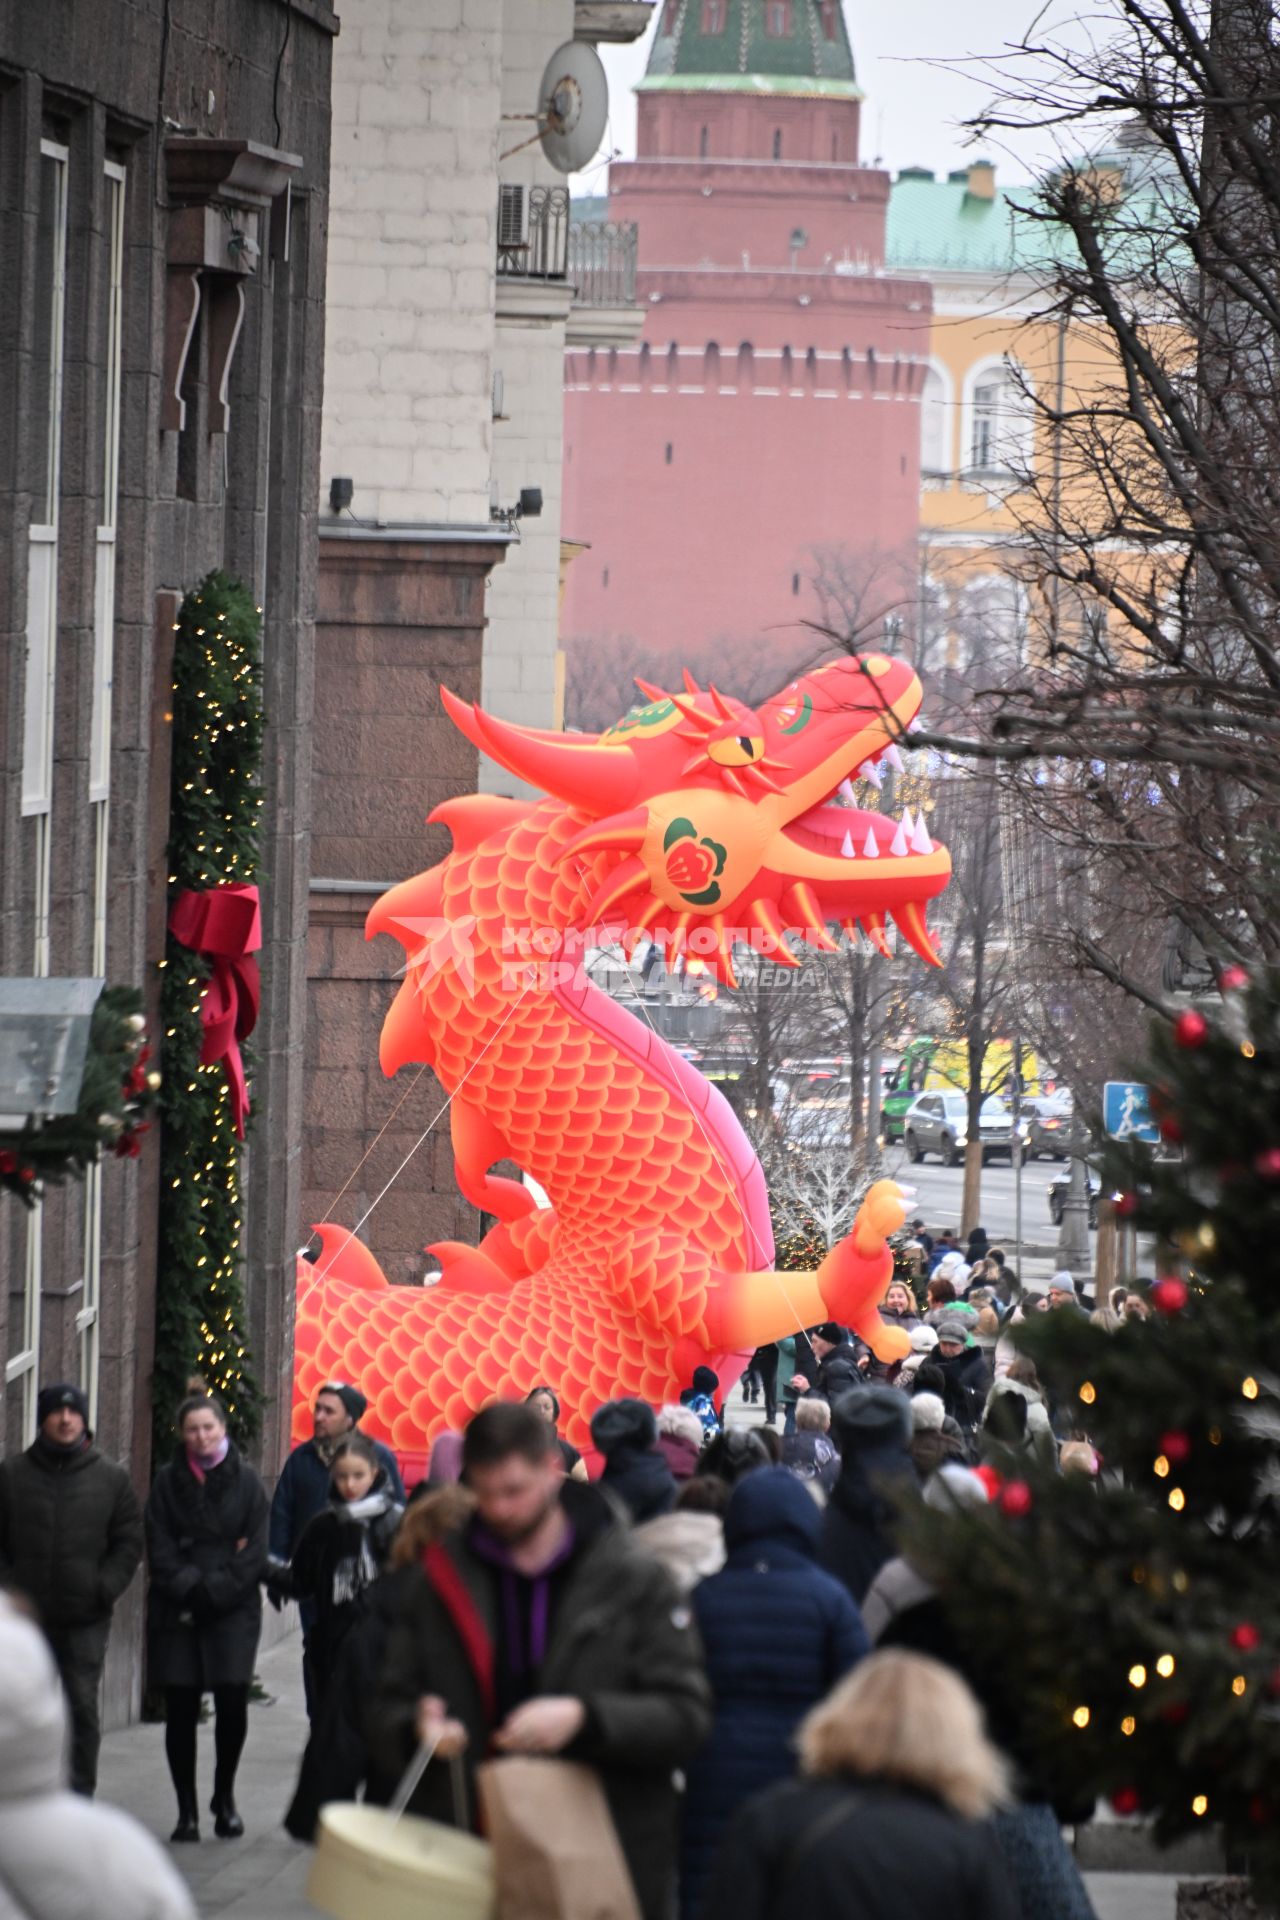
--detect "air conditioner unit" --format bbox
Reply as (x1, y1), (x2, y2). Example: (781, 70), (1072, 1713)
(497, 184), (529, 250)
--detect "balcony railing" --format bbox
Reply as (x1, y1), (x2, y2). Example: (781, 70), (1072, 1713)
(496, 184), (570, 280)
(567, 219), (639, 307)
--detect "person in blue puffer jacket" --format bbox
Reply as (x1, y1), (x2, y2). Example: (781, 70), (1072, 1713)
(680, 1468), (869, 1918)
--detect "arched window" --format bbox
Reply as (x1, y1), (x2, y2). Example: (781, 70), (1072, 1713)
(819, 0), (838, 38)
(920, 362), (951, 476)
(772, 128), (783, 160)
(764, 0), (792, 34)
(967, 358), (1034, 475)
(661, 0), (680, 31)
(699, 125), (709, 158)
(701, 0), (726, 27)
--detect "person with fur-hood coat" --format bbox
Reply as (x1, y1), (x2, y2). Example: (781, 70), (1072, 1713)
(0, 1595), (195, 1919)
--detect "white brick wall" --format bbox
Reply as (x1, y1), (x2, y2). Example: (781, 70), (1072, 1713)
(321, 0), (503, 525)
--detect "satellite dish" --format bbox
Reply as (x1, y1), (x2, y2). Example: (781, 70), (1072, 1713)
(536, 41), (608, 174)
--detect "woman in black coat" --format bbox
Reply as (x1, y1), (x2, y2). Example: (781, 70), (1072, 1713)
(145, 1390), (268, 1843)
(702, 1649), (1018, 1920)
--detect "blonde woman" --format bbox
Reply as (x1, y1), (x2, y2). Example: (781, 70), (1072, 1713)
(701, 1650), (1018, 1920)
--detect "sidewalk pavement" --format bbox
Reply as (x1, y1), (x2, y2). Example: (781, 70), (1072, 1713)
(97, 1622), (1190, 1920)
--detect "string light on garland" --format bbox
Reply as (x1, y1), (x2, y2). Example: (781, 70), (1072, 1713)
(154, 572), (263, 1458)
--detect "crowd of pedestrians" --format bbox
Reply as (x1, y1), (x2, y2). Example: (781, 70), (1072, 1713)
(0, 1216), (1137, 1919)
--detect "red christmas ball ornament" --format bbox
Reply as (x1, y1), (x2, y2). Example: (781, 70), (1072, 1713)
(1229, 1622), (1261, 1653)
(1173, 1008), (1209, 1049)
(1219, 965), (1249, 993)
(1151, 1277), (1189, 1314)
(1114, 1191), (1140, 1219)
(1160, 1430), (1191, 1465)
(999, 1480), (1033, 1518)
(972, 1465), (1004, 1501)
(1111, 1787), (1142, 1817)
(18, 1165), (35, 1185)
(1255, 1148), (1280, 1181)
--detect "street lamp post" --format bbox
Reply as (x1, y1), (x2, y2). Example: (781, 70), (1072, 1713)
(1056, 1110), (1092, 1281)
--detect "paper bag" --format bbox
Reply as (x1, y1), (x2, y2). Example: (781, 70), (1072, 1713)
(476, 1757), (643, 1920)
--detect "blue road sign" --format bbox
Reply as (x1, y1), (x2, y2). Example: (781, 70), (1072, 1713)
(1104, 1081), (1160, 1143)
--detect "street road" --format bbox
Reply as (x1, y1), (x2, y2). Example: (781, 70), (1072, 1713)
(878, 1141), (1087, 1257)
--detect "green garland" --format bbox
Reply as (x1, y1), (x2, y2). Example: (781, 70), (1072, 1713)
(0, 986), (159, 1203)
(154, 571), (264, 1458)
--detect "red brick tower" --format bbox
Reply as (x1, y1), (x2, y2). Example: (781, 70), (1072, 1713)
(562, 0), (931, 690)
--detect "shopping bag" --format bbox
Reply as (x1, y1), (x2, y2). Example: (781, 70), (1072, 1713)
(476, 1756), (642, 1920)
(310, 1737), (494, 1920)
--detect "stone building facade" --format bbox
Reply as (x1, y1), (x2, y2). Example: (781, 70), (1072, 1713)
(0, 0), (335, 1721)
(304, 0), (649, 1291)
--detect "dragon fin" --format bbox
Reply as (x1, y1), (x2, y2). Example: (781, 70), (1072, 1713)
(426, 1241), (519, 1294)
(428, 793), (535, 855)
(306, 1225), (390, 1292)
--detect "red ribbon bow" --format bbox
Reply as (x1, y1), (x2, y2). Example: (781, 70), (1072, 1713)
(168, 883), (262, 1138)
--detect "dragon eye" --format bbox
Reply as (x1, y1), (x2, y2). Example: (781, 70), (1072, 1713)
(707, 734), (764, 767)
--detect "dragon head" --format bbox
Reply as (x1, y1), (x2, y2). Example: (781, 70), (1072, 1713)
(441, 655), (950, 984)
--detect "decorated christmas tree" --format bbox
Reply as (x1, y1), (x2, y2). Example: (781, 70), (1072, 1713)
(912, 968), (1280, 1901)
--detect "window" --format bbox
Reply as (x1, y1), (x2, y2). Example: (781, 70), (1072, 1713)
(968, 360), (1033, 475)
(765, 0), (792, 34)
(661, 0), (680, 30)
(23, 144), (69, 847)
(820, 0), (839, 37)
(699, 126), (709, 158)
(701, 0), (726, 27)
(664, 441), (673, 464)
(920, 363), (949, 475)
(772, 129), (783, 160)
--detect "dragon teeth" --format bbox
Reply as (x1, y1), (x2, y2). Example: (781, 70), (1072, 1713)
(863, 827), (880, 858)
(841, 830), (855, 859)
(838, 778), (856, 804)
(863, 761), (883, 789)
(889, 819), (909, 858)
(884, 743), (905, 773)
(911, 816), (933, 855)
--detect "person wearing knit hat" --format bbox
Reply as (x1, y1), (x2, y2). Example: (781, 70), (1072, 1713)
(267, 1380), (404, 1720)
(0, 1382), (143, 1796)
(592, 1399), (678, 1523)
(819, 1387), (915, 1605)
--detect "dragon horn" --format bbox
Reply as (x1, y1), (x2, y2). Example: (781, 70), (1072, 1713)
(747, 897), (802, 968)
(558, 807), (649, 865)
(712, 915), (739, 989)
(584, 857), (652, 931)
(670, 694), (718, 732)
(633, 676), (669, 701)
(682, 668), (703, 695)
(442, 687), (636, 813)
(707, 684), (736, 720)
(892, 900), (943, 967)
(782, 882), (840, 952)
(859, 910), (893, 958)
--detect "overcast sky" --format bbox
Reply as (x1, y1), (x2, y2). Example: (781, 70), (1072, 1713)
(569, 0), (1082, 198)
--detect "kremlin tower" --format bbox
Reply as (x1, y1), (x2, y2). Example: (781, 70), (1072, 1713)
(561, 0), (931, 695)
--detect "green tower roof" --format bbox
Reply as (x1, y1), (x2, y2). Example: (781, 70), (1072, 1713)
(639, 0), (861, 100)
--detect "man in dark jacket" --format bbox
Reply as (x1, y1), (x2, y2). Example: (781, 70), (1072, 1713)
(371, 1402), (711, 1920)
(0, 1382), (143, 1794)
(820, 1386), (915, 1604)
(268, 1380), (405, 1717)
(933, 1317), (991, 1436)
(789, 1322), (865, 1405)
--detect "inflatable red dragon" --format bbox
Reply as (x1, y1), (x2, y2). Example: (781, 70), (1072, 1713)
(293, 654), (951, 1455)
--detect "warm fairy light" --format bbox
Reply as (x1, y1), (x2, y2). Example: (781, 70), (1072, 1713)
(1156, 1655), (1175, 1678)
(1153, 1454), (1170, 1477)
(1071, 1706), (1090, 1728)
(1128, 1665), (1147, 1688)
(1079, 1381), (1096, 1406)
(1168, 1488), (1186, 1511)
(1242, 1377), (1259, 1399)
(1192, 1795), (1208, 1817)
(1242, 1042), (1255, 1059)
(1120, 1716), (1136, 1736)
(1232, 1675), (1247, 1697)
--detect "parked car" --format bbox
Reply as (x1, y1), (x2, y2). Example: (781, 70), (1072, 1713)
(1024, 1094), (1073, 1160)
(903, 1092), (1029, 1166)
(1046, 1170), (1101, 1229)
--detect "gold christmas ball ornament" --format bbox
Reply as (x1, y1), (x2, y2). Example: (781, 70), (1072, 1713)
(147, 1071), (163, 1092)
